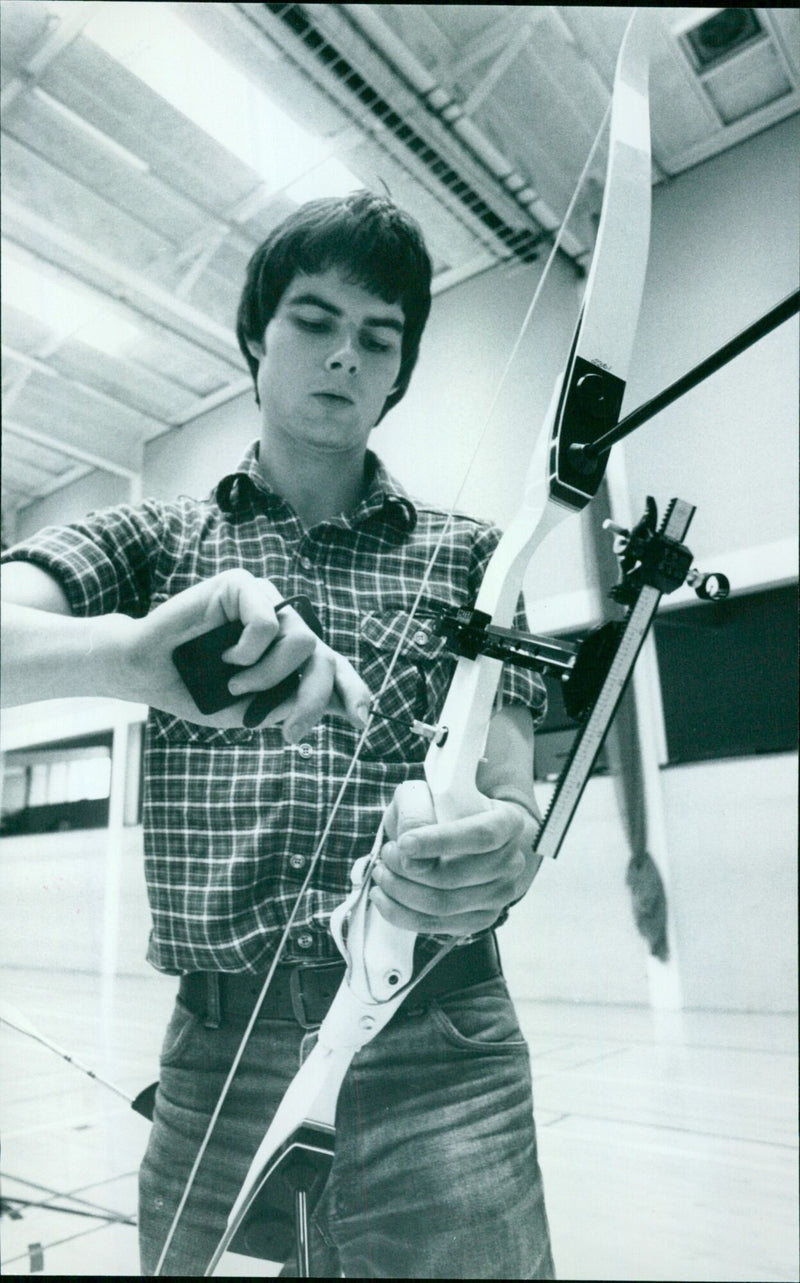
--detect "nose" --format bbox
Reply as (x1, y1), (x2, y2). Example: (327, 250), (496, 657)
(324, 333), (359, 376)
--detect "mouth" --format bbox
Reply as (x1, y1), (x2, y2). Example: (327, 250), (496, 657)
(312, 391), (355, 406)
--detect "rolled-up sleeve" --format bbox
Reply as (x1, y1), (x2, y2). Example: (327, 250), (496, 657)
(1, 501), (168, 618)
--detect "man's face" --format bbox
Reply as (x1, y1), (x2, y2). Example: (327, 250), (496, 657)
(249, 267), (405, 458)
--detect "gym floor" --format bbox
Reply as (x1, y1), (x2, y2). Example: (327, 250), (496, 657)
(1, 968), (797, 1280)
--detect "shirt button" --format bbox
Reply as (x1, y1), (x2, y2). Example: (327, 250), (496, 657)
(289, 853), (305, 871)
(297, 742), (313, 758)
(413, 629), (430, 646)
(296, 933), (314, 950)
(299, 556), (313, 571)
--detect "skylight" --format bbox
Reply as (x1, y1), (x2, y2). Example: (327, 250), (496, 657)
(1, 248), (141, 358)
(57, 1), (363, 203)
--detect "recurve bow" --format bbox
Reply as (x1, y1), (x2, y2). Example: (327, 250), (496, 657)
(196, 10), (655, 1276)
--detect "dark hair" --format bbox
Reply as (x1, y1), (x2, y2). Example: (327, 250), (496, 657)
(236, 191), (432, 422)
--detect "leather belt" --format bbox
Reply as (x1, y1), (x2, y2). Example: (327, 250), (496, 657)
(179, 932), (502, 1030)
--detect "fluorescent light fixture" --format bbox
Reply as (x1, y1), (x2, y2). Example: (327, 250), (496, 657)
(1, 248), (141, 358)
(68, 2), (362, 200)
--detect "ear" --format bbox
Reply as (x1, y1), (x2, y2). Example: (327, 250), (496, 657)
(246, 338), (265, 362)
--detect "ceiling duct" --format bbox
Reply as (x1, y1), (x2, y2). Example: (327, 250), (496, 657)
(254, 2), (589, 269)
(672, 7), (797, 131)
(683, 8), (765, 72)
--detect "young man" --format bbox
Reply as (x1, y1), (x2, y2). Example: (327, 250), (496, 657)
(1, 193), (554, 1278)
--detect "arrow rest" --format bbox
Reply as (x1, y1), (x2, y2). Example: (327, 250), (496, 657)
(433, 606), (579, 678)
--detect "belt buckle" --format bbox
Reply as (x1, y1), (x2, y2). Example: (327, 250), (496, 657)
(288, 959), (348, 1026)
(288, 961), (345, 1029)
(288, 966), (315, 1029)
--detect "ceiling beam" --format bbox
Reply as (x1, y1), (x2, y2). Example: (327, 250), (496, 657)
(3, 345), (171, 430)
(2, 453), (65, 493)
(2, 197), (244, 366)
(4, 418), (142, 481)
(461, 28), (533, 117)
(3, 460), (92, 516)
(455, 12), (531, 80)
(0, 2), (102, 112)
(173, 375), (255, 428)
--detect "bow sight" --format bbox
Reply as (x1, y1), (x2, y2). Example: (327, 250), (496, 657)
(432, 494), (728, 728)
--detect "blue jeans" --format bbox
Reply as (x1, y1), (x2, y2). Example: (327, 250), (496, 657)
(139, 976), (555, 1278)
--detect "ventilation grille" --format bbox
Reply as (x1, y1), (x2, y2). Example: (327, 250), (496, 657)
(262, 2), (549, 265)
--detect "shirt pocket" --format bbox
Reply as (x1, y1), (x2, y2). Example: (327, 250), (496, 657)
(358, 609), (455, 763)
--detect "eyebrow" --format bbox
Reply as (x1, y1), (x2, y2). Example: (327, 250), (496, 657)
(286, 291), (404, 333)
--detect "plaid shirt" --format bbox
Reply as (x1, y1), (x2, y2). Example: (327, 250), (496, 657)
(4, 443), (546, 974)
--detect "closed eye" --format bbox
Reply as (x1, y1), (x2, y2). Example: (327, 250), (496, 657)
(361, 333), (393, 353)
(290, 309), (399, 354)
(295, 317), (331, 333)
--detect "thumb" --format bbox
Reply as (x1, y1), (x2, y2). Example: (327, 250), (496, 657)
(384, 779), (436, 843)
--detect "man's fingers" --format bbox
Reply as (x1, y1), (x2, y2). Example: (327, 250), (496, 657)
(280, 645), (376, 741)
(159, 571), (373, 737)
(372, 856), (521, 909)
(223, 596), (305, 668)
(332, 654), (374, 732)
(236, 643), (371, 742)
(368, 884), (500, 937)
(388, 805), (526, 864)
(379, 842), (525, 889)
(224, 594), (372, 737)
(279, 648), (337, 741)
(226, 631), (316, 697)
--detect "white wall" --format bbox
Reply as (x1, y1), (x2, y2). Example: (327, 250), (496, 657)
(0, 827), (151, 978)
(4, 116), (797, 1011)
(622, 114), (799, 576)
(142, 393), (257, 504)
(15, 466), (131, 543)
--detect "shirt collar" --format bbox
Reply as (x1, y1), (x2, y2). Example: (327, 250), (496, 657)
(214, 441), (417, 533)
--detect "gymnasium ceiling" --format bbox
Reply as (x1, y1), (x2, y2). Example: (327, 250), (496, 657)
(2, 3), (798, 536)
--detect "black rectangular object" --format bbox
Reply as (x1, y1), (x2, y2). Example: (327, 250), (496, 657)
(171, 596), (324, 722)
(172, 620), (247, 715)
(654, 583), (798, 763)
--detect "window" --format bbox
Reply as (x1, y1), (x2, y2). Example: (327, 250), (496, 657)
(1, 732), (113, 835)
(653, 583), (798, 764)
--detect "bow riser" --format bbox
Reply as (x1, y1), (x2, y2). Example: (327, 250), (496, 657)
(425, 507), (571, 822)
